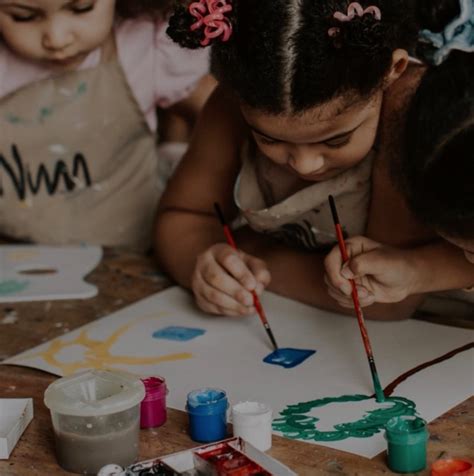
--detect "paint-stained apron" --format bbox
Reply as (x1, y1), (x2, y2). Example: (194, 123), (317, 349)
(0, 55), (160, 251)
(234, 140), (373, 251)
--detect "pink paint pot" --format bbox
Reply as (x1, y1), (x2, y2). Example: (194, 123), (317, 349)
(140, 377), (168, 429)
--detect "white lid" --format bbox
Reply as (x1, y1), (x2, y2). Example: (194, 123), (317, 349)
(44, 370), (145, 417)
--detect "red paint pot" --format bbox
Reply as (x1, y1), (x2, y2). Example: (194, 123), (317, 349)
(431, 458), (473, 476)
(140, 377), (168, 429)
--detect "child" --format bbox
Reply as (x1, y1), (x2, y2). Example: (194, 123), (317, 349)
(324, 49), (474, 319)
(0, 0), (213, 251)
(155, 0), (435, 320)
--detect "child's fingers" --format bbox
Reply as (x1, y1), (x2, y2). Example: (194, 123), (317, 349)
(216, 248), (258, 291)
(193, 270), (253, 313)
(324, 250), (352, 295)
(243, 255), (271, 294)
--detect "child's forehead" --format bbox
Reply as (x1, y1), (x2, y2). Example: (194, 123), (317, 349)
(0, 0), (80, 9)
(241, 94), (379, 139)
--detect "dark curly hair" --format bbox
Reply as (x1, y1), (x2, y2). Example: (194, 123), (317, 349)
(399, 52), (474, 238)
(415, 0), (460, 32)
(116, 0), (176, 19)
(167, 0), (418, 114)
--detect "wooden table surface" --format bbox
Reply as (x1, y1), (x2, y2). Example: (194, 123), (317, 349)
(0, 249), (473, 476)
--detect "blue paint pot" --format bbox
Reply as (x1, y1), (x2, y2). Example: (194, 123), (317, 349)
(186, 388), (228, 443)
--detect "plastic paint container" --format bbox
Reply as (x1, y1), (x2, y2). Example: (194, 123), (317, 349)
(232, 401), (273, 451)
(431, 458), (474, 476)
(384, 415), (429, 473)
(186, 388), (228, 443)
(44, 369), (145, 475)
(140, 376), (168, 429)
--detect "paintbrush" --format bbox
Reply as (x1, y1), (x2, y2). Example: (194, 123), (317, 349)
(328, 195), (385, 402)
(213, 202), (279, 351)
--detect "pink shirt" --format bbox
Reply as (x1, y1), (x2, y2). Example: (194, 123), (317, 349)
(0, 17), (210, 132)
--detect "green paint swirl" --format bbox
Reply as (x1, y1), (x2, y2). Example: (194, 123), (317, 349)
(273, 394), (416, 442)
(0, 279), (30, 295)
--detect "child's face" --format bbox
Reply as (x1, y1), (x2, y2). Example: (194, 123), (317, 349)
(0, 0), (115, 70)
(240, 92), (383, 182)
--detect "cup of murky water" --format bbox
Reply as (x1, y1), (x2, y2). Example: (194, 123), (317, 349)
(44, 369), (145, 475)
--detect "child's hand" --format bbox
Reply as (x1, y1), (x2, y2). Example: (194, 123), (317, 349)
(192, 243), (271, 316)
(324, 236), (418, 308)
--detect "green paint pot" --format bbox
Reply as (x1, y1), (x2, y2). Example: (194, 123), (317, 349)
(384, 415), (429, 473)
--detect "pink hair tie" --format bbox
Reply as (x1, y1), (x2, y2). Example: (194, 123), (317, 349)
(189, 0), (233, 47)
(333, 2), (382, 22)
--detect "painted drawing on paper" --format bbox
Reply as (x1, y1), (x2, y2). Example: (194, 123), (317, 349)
(3, 287), (473, 458)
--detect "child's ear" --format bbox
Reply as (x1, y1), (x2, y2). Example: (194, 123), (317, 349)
(383, 49), (409, 89)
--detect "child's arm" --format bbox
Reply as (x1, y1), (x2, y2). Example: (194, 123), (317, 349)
(155, 85), (270, 316)
(324, 237), (474, 308)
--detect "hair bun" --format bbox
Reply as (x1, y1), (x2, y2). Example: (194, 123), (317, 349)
(337, 14), (386, 55)
(167, 5), (205, 49)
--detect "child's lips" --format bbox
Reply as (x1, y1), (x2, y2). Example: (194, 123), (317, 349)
(48, 52), (85, 65)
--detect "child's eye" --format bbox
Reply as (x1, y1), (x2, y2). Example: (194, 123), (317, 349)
(71, 3), (95, 14)
(324, 134), (352, 148)
(255, 134), (279, 146)
(11, 13), (37, 22)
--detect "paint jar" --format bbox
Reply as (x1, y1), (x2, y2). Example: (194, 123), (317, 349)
(384, 415), (429, 473)
(232, 401), (273, 451)
(186, 388), (228, 443)
(140, 376), (168, 429)
(44, 369), (145, 475)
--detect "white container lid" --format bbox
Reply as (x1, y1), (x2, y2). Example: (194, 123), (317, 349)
(44, 370), (145, 417)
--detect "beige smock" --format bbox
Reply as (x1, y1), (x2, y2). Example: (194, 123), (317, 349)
(234, 141), (374, 251)
(0, 54), (160, 251)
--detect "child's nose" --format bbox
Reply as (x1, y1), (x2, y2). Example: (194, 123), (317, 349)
(288, 149), (325, 175)
(42, 22), (74, 51)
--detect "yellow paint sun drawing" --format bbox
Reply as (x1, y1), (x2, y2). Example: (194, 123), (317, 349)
(13, 313), (193, 375)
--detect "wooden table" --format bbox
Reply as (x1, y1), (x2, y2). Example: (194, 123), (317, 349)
(0, 249), (473, 475)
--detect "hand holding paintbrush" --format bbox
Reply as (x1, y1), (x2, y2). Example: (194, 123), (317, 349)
(328, 195), (385, 402)
(214, 203), (279, 350)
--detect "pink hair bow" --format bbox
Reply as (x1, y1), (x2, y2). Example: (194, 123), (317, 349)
(189, 0), (233, 47)
(333, 2), (382, 22)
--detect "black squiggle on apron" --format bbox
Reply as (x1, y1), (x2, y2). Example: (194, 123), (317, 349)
(0, 144), (92, 199)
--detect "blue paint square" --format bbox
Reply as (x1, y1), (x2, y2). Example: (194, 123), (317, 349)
(263, 348), (316, 369)
(152, 326), (206, 342)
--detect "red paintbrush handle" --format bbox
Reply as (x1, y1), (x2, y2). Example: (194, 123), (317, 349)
(223, 225), (237, 249)
(335, 224), (374, 356)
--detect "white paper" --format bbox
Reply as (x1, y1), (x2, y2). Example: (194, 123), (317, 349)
(3, 287), (473, 457)
(0, 245), (101, 302)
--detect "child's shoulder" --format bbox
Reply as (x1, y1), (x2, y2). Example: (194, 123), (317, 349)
(115, 16), (210, 109)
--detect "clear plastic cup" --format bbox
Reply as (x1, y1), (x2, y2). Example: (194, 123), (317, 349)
(44, 369), (145, 475)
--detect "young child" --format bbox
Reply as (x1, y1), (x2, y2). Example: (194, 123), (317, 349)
(0, 0), (213, 251)
(155, 0), (433, 320)
(324, 50), (474, 319)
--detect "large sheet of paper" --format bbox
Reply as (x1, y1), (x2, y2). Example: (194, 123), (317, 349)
(3, 287), (473, 457)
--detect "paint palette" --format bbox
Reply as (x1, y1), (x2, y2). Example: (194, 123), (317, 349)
(0, 245), (102, 302)
(263, 348), (316, 369)
(111, 437), (296, 475)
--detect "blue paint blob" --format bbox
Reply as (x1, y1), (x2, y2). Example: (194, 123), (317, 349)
(263, 348), (316, 369)
(186, 388), (228, 443)
(152, 326), (206, 342)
